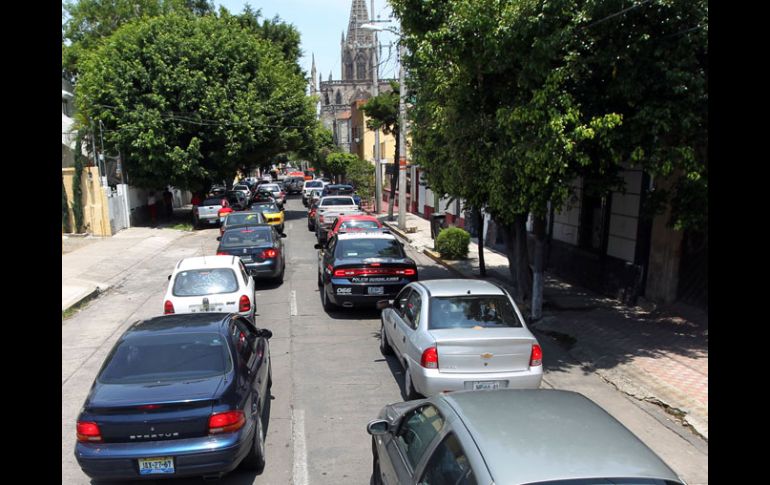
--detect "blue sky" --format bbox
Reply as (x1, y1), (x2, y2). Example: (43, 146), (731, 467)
(216, 0), (401, 87)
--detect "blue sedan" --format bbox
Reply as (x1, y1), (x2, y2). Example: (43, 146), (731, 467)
(74, 313), (272, 481)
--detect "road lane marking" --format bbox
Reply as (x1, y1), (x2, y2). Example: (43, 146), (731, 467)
(290, 290), (298, 316)
(292, 408), (309, 485)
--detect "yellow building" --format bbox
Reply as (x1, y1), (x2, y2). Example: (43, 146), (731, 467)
(350, 100), (396, 167)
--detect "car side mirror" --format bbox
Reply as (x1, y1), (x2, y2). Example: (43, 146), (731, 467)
(216, 236), (221, 241)
(367, 419), (390, 436)
(314, 243), (322, 250)
(257, 328), (273, 339)
(281, 233), (288, 238)
(376, 300), (393, 310)
(167, 275), (172, 281)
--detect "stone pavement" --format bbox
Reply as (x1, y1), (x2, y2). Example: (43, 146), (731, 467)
(376, 210), (708, 440)
(62, 226), (196, 312)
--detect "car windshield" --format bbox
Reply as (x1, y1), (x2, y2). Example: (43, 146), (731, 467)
(306, 181), (323, 188)
(220, 228), (273, 248)
(225, 212), (263, 226)
(429, 295), (523, 329)
(264, 185), (280, 191)
(340, 220), (380, 230)
(253, 203), (279, 213)
(337, 238), (404, 259)
(172, 268), (239, 296)
(322, 197), (355, 206)
(202, 197), (223, 206)
(233, 185), (249, 191)
(98, 332), (232, 384)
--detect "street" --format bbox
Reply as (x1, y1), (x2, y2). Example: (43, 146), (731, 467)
(61, 197), (708, 484)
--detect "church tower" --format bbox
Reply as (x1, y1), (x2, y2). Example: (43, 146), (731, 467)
(341, 0), (374, 81)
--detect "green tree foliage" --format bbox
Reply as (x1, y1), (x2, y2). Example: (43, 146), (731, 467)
(62, 0), (214, 81)
(436, 227), (471, 260)
(72, 137), (86, 233)
(75, 13), (316, 191)
(345, 157), (376, 202)
(362, 81), (401, 217)
(232, 5), (302, 72)
(326, 152), (359, 179)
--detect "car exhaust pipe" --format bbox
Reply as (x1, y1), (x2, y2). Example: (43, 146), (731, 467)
(342, 302), (354, 308)
(202, 474), (223, 481)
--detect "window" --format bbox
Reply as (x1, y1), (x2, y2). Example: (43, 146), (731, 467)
(428, 295), (523, 330)
(340, 220), (380, 230)
(239, 262), (250, 285)
(220, 228), (273, 248)
(172, 268), (239, 296)
(336, 91), (343, 104)
(418, 433), (476, 485)
(336, 239), (405, 259)
(321, 197), (355, 206)
(229, 318), (256, 364)
(98, 333), (232, 384)
(394, 288), (412, 315)
(405, 290), (422, 328)
(396, 405), (445, 470)
(357, 56), (367, 80)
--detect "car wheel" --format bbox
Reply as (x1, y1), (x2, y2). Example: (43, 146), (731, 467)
(240, 411), (266, 473)
(404, 366), (420, 401)
(322, 284), (336, 311)
(275, 267), (284, 284)
(379, 322), (394, 356)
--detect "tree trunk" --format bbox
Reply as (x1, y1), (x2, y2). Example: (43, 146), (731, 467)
(475, 207), (486, 277)
(502, 215), (532, 303)
(387, 130), (400, 220)
(531, 215), (546, 322)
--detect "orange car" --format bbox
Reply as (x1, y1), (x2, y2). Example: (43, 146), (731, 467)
(327, 214), (383, 239)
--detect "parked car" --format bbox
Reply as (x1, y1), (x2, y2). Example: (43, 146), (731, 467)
(74, 313), (272, 481)
(307, 196), (322, 231)
(251, 201), (285, 234)
(260, 184), (286, 208)
(220, 211), (266, 236)
(283, 176), (305, 195)
(378, 279), (542, 399)
(232, 184), (252, 199)
(302, 179), (326, 206)
(217, 225), (286, 283)
(314, 195), (361, 242)
(316, 231), (418, 311)
(163, 255), (256, 320)
(224, 190), (250, 211)
(366, 389), (685, 485)
(193, 196), (225, 228)
(328, 214), (383, 239)
(208, 184), (226, 197)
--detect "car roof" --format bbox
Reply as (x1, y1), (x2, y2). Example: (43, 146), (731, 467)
(416, 279), (505, 297)
(336, 231), (396, 241)
(336, 214), (379, 222)
(441, 390), (681, 484)
(126, 313), (231, 337)
(175, 255), (239, 271)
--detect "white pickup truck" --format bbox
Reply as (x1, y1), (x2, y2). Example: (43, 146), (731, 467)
(314, 196), (362, 242)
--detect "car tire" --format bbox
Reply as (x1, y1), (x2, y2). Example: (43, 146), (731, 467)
(404, 366), (420, 401)
(322, 284), (337, 311)
(275, 267), (284, 284)
(379, 322), (394, 356)
(240, 411), (266, 473)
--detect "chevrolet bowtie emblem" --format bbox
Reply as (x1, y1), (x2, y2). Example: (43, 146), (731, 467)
(481, 353), (493, 359)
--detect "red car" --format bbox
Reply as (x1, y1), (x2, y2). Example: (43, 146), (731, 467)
(327, 214), (383, 239)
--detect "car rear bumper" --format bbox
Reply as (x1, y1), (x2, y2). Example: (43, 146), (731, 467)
(244, 259), (282, 278)
(410, 362), (543, 396)
(327, 280), (411, 307)
(75, 425), (254, 480)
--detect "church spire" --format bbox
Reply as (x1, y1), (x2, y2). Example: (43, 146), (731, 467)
(347, 0), (373, 45)
(310, 53), (317, 95)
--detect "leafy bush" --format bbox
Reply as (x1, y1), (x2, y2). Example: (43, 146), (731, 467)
(436, 227), (470, 260)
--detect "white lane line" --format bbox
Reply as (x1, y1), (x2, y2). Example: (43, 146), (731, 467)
(292, 408), (309, 485)
(290, 290), (298, 316)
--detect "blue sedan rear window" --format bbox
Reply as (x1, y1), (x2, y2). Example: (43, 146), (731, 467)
(98, 332), (232, 384)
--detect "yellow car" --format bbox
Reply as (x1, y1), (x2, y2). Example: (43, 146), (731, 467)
(252, 202), (284, 234)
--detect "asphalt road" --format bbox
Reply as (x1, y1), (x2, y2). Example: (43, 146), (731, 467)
(61, 197), (707, 485)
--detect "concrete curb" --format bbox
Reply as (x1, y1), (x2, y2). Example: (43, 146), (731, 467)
(62, 284), (109, 315)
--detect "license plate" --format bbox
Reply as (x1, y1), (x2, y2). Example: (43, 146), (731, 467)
(240, 256), (253, 263)
(367, 286), (385, 295)
(138, 457), (174, 475)
(472, 381), (501, 391)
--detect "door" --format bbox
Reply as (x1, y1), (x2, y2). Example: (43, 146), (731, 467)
(416, 432), (477, 485)
(384, 404), (445, 484)
(400, 289), (424, 364)
(389, 287), (413, 358)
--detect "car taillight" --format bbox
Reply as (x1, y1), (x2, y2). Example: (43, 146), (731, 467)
(164, 300), (174, 314)
(76, 421), (103, 443)
(262, 248), (278, 259)
(421, 347), (439, 369)
(208, 410), (246, 434)
(530, 344), (543, 367)
(216, 251), (229, 255)
(332, 267), (417, 277)
(239, 295), (251, 312)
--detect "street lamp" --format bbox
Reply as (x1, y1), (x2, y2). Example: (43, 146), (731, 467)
(360, 21), (408, 230)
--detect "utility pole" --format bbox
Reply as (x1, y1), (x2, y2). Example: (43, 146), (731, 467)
(371, 0), (382, 213)
(397, 41), (407, 230)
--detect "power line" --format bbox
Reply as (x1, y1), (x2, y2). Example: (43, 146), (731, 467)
(584, 0), (652, 29)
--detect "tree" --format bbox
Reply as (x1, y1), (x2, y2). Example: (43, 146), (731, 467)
(345, 157), (376, 202)
(325, 152), (359, 181)
(362, 81), (401, 219)
(75, 13), (317, 192)
(62, 0), (214, 81)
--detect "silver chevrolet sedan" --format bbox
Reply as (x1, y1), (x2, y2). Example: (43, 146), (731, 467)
(378, 279), (542, 399)
(367, 389), (685, 485)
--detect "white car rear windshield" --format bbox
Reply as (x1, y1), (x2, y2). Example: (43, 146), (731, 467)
(429, 296), (523, 329)
(321, 197), (355, 206)
(173, 268), (239, 296)
(98, 332), (232, 384)
(305, 181), (323, 188)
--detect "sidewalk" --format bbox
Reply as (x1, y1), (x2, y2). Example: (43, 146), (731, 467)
(62, 226), (193, 312)
(377, 211), (708, 440)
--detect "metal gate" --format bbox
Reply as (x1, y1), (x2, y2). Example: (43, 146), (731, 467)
(107, 184), (129, 234)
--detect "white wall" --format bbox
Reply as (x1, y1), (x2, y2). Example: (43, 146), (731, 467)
(606, 169), (643, 262)
(552, 178), (582, 246)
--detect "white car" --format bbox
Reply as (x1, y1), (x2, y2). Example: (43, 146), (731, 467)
(261, 183), (286, 207)
(302, 179), (327, 206)
(163, 255), (256, 320)
(232, 184), (252, 200)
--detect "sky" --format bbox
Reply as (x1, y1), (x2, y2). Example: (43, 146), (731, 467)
(215, 0), (401, 88)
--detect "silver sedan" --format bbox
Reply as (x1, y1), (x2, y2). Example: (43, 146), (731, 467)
(378, 279), (542, 399)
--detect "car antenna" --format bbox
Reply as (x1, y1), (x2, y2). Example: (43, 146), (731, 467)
(467, 290), (471, 294)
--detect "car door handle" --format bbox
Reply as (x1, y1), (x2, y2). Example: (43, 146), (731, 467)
(402, 336), (405, 343)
